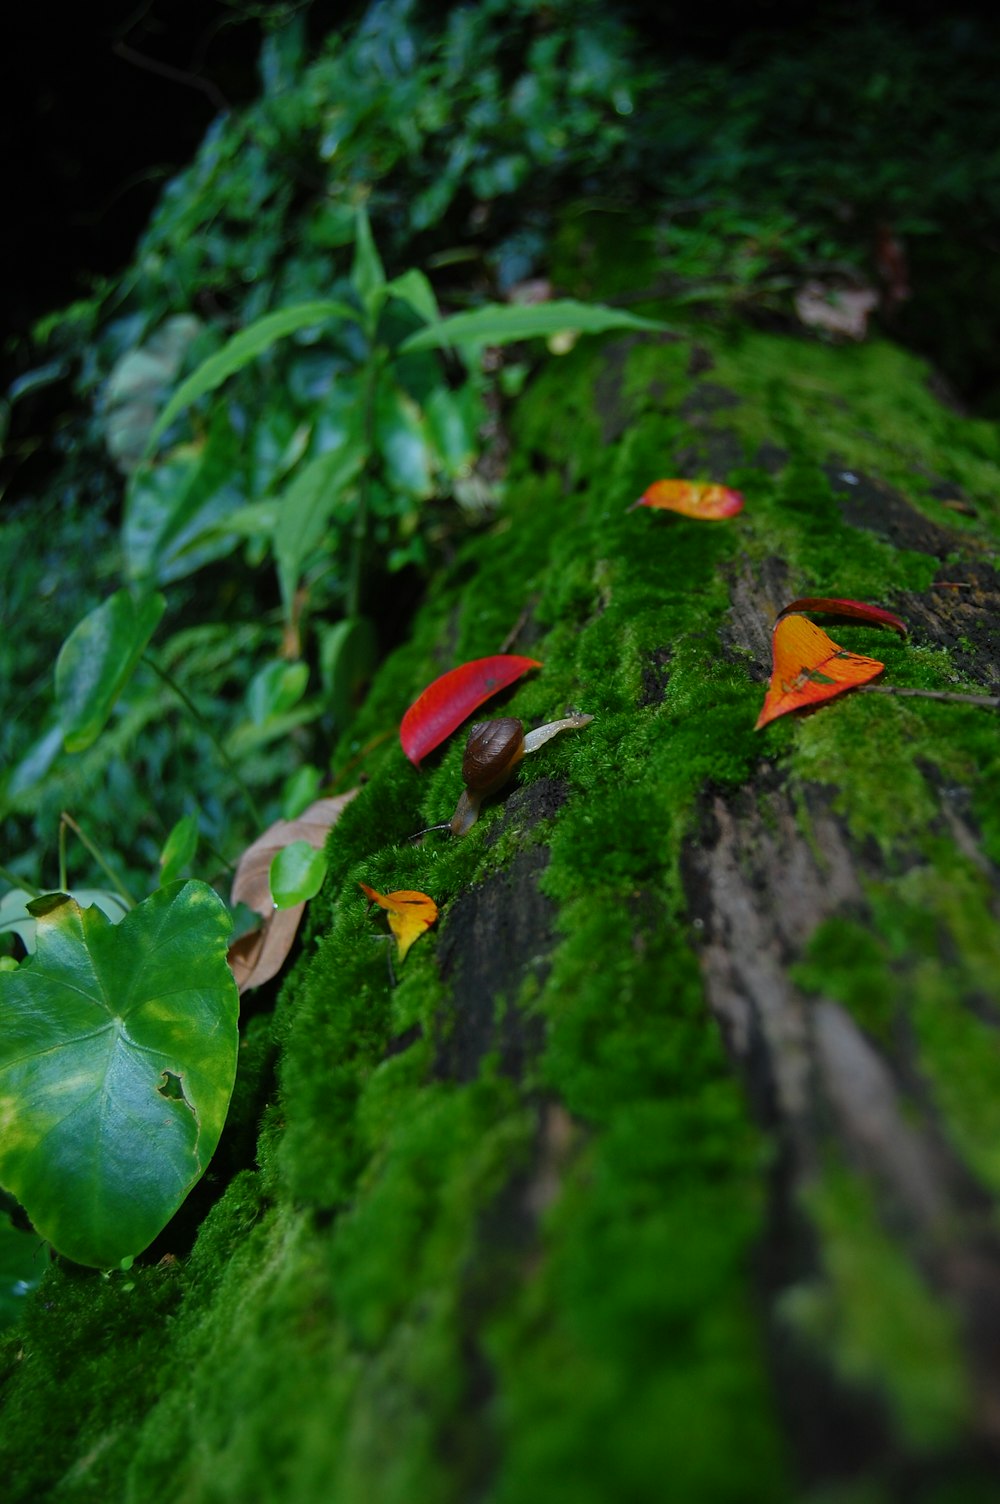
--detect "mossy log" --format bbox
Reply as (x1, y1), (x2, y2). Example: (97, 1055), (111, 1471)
(3, 319), (1000, 1504)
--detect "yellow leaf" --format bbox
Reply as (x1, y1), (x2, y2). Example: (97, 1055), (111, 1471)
(359, 883), (439, 962)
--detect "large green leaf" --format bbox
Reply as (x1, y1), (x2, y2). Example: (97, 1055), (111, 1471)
(399, 298), (668, 352)
(0, 882), (238, 1269)
(147, 299), (360, 452)
(55, 589), (166, 753)
(1, 887), (129, 955)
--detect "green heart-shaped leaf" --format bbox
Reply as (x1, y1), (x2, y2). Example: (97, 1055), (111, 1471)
(0, 881), (238, 1269)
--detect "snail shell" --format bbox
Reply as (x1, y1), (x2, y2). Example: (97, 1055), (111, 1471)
(450, 718), (525, 836)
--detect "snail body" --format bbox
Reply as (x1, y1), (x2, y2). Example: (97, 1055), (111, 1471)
(449, 712), (593, 836)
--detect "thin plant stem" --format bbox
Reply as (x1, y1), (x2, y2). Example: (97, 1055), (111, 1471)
(60, 813), (137, 907)
(857, 685), (1000, 710)
(143, 653), (263, 829)
(0, 864), (43, 898)
(58, 818), (68, 892)
(347, 349), (383, 620)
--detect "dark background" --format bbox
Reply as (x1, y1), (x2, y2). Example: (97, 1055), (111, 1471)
(3, 1), (997, 360)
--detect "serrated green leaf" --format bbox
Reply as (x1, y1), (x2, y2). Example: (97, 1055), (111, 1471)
(147, 300), (361, 452)
(0, 882), (238, 1268)
(399, 298), (669, 353)
(55, 589), (166, 753)
(158, 814), (199, 886)
(269, 841), (328, 909)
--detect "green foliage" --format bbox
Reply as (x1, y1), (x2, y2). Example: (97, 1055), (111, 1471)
(0, 883), (238, 1269)
(55, 589), (166, 753)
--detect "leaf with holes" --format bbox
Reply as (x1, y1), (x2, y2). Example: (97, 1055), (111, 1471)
(755, 614), (885, 729)
(359, 884), (438, 963)
(0, 882), (238, 1268)
(628, 479), (744, 519)
(400, 655), (541, 766)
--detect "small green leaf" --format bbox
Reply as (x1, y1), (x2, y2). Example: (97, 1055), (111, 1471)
(385, 268), (439, 326)
(280, 764), (323, 820)
(247, 661), (309, 725)
(158, 814), (199, 886)
(269, 841), (328, 909)
(0, 882), (238, 1268)
(55, 589), (166, 753)
(351, 206), (386, 321)
(147, 300), (361, 452)
(273, 441), (366, 620)
(320, 616), (377, 727)
(376, 384), (434, 498)
(399, 299), (668, 353)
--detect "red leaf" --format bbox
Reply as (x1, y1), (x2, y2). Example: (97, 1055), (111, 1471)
(400, 655), (542, 766)
(629, 479), (744, 520)
(755, 615), (884, 730)
(777, 597), (907, 636)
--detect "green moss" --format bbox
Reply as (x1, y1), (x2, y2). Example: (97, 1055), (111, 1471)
(781, 1166), (968, 1450)
(791, 919), (896, 1043)
(5, 272), (1000, 1501)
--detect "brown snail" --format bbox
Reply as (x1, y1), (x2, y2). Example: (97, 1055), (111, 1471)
(449, 712), (593, 835)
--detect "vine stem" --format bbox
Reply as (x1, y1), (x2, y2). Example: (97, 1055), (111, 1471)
(857, 685), (999, 710)
(0, 864), (43, 898)
(59, 813), (137, 907)
(142, 653), (263, 829)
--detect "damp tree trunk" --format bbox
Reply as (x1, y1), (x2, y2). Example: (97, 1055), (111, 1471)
(3, 313), (1000, 1504)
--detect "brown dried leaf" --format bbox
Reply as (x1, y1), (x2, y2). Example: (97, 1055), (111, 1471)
(231, 792), (359, 918)
(227, 789), (359, 993)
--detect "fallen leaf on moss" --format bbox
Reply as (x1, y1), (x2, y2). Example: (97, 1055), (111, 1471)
(359, 883), (438, 962)
(777, 597), (907, 635)
(400, 654), (541, 766)
(227, 791), (358, 992)
(628, 479), (744, 519)
(794, 280), (878, 340)
(755, 614), (885, 730)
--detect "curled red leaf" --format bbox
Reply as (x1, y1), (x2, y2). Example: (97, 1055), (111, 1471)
(777, 597), (907, 636)
(400, 654), (542, 766)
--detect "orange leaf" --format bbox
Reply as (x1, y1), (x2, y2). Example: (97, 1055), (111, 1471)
(755, 615), (884, 730)
(359, 883), (439, 963)
(629, 479), (744, 520)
